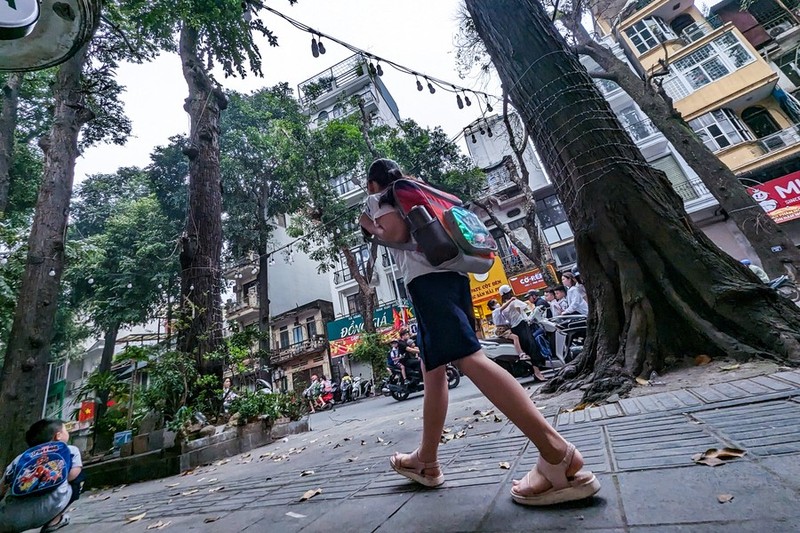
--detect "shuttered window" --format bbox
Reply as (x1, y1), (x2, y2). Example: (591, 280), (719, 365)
(650, 155), (698, 201)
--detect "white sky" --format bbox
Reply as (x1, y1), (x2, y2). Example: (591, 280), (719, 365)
(74, 0), (501, 184)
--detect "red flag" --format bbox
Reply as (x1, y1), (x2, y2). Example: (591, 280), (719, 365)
(392, 308), (402, 329)
(78, 401), (95, 422)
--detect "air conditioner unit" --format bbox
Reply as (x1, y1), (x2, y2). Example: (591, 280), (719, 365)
(768, 22), (793, 38)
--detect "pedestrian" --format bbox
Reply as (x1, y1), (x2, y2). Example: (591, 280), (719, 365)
(488, 298), (528, 359)
(561, 272), (589, 315)
(740, 259), (770, 284)
(542, 288), (557, 318)
(303, 375), (321, 413)
(359, 158), (599, 505)
(221, 377), (238, 413)
(0, 419), (84, 532)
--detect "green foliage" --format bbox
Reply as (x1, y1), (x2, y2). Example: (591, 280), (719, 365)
(147, 135), (189, 225)
(140, 351), (198, 420)
(229, 391), (306, 424)
(351, 332), (390, 380)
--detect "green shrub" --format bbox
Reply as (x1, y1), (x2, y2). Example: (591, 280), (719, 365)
(229, 391), (308, 424)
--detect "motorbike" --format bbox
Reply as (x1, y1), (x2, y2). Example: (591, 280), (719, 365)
(770, 275), (800, 307)
(381, 361), (460, 401)
(351, 375), (373, 401)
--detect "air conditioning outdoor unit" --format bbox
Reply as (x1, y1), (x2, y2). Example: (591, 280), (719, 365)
(768, 22), (793, 38)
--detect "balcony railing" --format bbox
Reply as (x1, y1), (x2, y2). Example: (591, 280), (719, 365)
(680, 15), (723, 44)
(298, 55), (367, 106)
(672, 178), (710, 202)
(623, 117), (660, 142)
(499, 252), (536, 276)
(270, 336), (327, 365)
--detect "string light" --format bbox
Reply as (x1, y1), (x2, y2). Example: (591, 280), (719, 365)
(88, 278), (94, 285)
(464, 92), (472, 107)
(471, 133), (477, 143)
(487, 126), (493, 137)
(427, 79), (435, 94)
(456, 88), (464, 110)
(317, 35), (326, 55)
(189, 285), (195, 291)
(368, 62), (377, 77)
(376, 62), (383, 76)
(415, 75), (423, 92)
(485, 96), (494, 113)
(311, 36), (319, 58)
(126, 282), (133, 289)
(48, 269), (56, 277)
(158, 283), (163, 289)
(251, 267), (258, 275)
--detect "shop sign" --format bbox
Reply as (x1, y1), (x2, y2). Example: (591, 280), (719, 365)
(748, 171), (800, 224)
(468, 256), (510, 309)
(326, 305), (416, 357)
(508, 267), (550, 294)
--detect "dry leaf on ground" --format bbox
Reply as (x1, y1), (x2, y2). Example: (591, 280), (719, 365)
(126, 512), (147, 524)
(692, 447), (746, 467)
(180, 489), (199, 496)
(493, 415), (503, 422)
(376, 437), (384, 443)
(398, 421), (404, 425)
(203, 516), (220, 523)
(165, 483), (179, 488)
(208, 486), (224, 493)
(286, 512), (306, 519)
(717, 493), (734, 504)
(499, 462), (511, 469)
(300, 470), (315, 477)
(147, 520), (171, 530)
(635, 377), (650, 386)
(346, 457), (357, 462)
(695, 354), (712, 365)
(127, 505), (143, 512)
(720, 364), (740, 371)
(300, 488), (322, 502)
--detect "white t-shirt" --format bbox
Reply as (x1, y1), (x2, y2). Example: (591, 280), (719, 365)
(367, 199), (447, 283)
(564, 286), (589, 315)
(491, 307), (510, 327)
(0, 444), (82, 532)
(501, 299), (529, 328)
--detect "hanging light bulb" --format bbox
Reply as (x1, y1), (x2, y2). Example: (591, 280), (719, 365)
(189, 284), (195, 291)
(471, 133), (477, 143)
(416, 76), (423, 91)
(269, 257), (275, 266)
(88, 278), (94, 285)
(158, 283), (163, 289)
(456, 93), (464, 110)
(48, 268), (56, 277)
(311, 36), (319, 58)
(376, 62), (383, 76)
(317, 36), (326, 54)
(251, 267), (258, 275)
(464, 93), (472, 107)
(479, 127), (486, 135)
(427, 79), (435, 94)
(486, 97), (494, 113)
(487, 126), (493, 137)
(368, 62), (377, 77)
(127, 282), (133, 289)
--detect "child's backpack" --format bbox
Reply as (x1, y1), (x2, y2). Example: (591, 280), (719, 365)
(10, 441), (72, 497)
(373, 179), (497, 274)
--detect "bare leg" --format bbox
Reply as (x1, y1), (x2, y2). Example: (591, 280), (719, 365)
(393, 364), (447, 478)
(457, 351), (583, 494)
(510, 333), (525, 356)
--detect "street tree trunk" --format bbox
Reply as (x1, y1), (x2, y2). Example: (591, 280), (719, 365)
(342, 246), (377, 334)
(0, 72), (22, 216)
(566, 18), (800, 278)
(0, 46), (94, 467)
(92, 322), (119, 453)
(466, 0), (800, 402)
(257, 182), (271, 381)
(178, 25), (225, 378)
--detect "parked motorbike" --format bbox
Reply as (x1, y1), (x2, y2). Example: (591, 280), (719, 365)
(770, 275), (800, 307)
(351, 375), (373, 401)
(381, 362), (460, 401)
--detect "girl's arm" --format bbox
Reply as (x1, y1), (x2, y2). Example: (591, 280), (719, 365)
(359, 211), (410, 244)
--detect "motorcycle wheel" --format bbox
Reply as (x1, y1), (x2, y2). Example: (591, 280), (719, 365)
(446, 367), (460, 389)
(391, 389), (410, 401)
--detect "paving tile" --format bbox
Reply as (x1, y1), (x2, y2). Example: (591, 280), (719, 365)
(618, 462), (799, 526)
(755, 453), (800, 491)
(618, 398), (643, 416)
(375, 486), (493, 532)
(689, 386), (729, 403)
(629, 519), (800, 532)
(772, 370), (800, 387)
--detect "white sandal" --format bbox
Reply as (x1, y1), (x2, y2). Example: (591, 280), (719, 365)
(510, 442), (600, 506)
(390, 449), (445, 488)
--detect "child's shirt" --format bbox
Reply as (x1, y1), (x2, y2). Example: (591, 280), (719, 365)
(0, 444), (82, 532)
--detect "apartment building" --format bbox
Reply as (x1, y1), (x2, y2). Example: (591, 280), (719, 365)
(594, 0), (800, 244)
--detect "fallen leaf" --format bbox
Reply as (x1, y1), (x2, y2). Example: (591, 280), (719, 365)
(259, 452), (272, 458)
(181, 489), (199, 496)
(717, 493), (734, 504)
(499, 462), (511, 469)
(147, 520), (171, 530)
(300, 470), (315, 477)
(128, 505), (144, 512)
(635, 377), (650, 386)
(376, 436), (384, 443)
(493, 415), (502, 423)
(203, 516), (220, 523)
(214, 459), (229, 466)
(113, 485), (127, 492)
(361, 440), (366, 446)
(126, 512), (147, 524)
(442, 428), (452, 434)
(398, 421), (404, 425)
(196, 478), (206, 483)
(286, 512), (306, 518)
(343, 437), (351, 441)
(299, 488), (322, 502)
(691, 447), (745, 467)
(455, 430), (466, 439)
(693, 456), (724, 467)
(98, 495), (111, 501)
(346, 457), (357, 462)
(181, 469), (195, 476)
(695, 354), (712, 366)
(208, 486), (224, 493)
(720, 364), (740, 371)
(333, 443), (342, 449)
(207, 478), (217, 483)
(165, 483), (180, 488)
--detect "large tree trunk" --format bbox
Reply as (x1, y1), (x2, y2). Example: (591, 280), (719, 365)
(466, 0), (800, 402)
(567, 20), (800, 278)
(178, 25), (225, 377)
(342, 247), (377, 334)
(91, 323), (120, 453)
(0, 47), (94, 467)
(0, 72), (22, 216)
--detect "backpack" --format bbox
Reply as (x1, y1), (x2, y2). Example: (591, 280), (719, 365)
(10, 441), (72, 497)
(371, 179), (497, 274)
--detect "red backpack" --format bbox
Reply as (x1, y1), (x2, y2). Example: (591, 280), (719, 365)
(371, 179), (497, 274)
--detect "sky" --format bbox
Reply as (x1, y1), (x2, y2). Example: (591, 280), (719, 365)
(73, 0), (502, 184)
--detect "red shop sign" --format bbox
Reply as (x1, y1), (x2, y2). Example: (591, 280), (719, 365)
(748, 170), (800, 224)
(508, 268), (548, 294)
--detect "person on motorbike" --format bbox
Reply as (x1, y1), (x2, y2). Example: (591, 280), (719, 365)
(398, 329), (421, 386)
(360, 158), (599, 505)
(553, 286), (570, 316)
(303, 375), (322, 413)
(319, 375), (334, 407)
(561, 272), (588, 315)
(340, 373), (353, 402)
(498, 286), (547, 381)
(387, 339), (406, 382)
(488, 298), (528, 360)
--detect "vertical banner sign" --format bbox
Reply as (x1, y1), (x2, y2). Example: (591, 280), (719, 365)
(468, 256), (510, 314)
(748, 171), (800, 224)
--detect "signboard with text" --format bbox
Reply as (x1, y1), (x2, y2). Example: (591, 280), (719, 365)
(468, 256), (510, 314)
(326, 304), (416, 357)
(748, 171), (800, 224)
(508, 267), (551, 295)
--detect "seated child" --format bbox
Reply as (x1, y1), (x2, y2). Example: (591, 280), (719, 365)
(0, 419), (83, 533)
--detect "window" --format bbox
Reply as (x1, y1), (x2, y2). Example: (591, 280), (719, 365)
(329, 173), (356, 196)
(317, 110), (329, 125)
(741, 107), (781, 139)
(776, 47), (800, 88)
(306, 317), (317, 339)
(392, 277), (409, 301)
(536, 194), (568, 228)
(292, 325), (303, 344)
(624, 18), (676, 54)
(552, 243), (578, 267)
(279, 326), (290, 349)
(689, 109), (753, 151)
(274, 213), (287, 228)
(345, 293), (359, 316)
(650, 154), (698, 201)
(672, 32), (753, 91)
(331, 103), (346, 119)
(618, 105), (657, 142)
(670, 13), (696, 36)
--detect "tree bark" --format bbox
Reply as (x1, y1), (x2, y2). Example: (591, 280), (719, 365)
(178, 25), (225, 378)
(466, 0), (800, 402)
(0, 72), (22, 216)
(342, 246), (377, 334)
(567, 19), (800, 278)
(91, 322), (119, 453)
(0, 46), (94, 468)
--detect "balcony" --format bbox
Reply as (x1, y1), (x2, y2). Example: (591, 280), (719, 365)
(499, 252), (537, 276)
(298, 54), (368, 106)
(270, 336), (327, 365)
(623, 117), (660, 143)
(679, 16), (724, 44)
(671, 178), (710, 202)
(718, 124), (800, 172)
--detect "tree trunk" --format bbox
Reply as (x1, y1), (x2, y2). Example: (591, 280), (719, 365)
(257, 236), (270, 380)
(0, 72), (22, 216)
(91, 322), (119, 454)
(342, 246), (377, 334)
(178, 25), (225, 378)
(466, 0), (800, 402)
(0, 46), (94, 468)
(569, 21), (800, 278)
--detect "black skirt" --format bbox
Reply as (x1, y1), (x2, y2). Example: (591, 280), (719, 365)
(407, 272), (482, 370)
